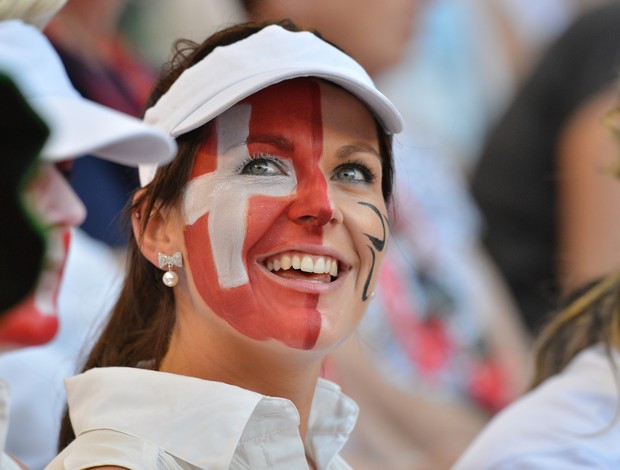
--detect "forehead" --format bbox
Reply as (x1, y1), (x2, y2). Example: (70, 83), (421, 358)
(237, 78), (323, 143)
(190, 78), (379, 177)
(228, 78), (378, 144)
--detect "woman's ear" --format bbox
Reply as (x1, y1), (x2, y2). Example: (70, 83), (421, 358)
(132, 190), (184, 269)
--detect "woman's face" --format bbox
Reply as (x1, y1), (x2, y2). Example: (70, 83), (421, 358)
(0, 163), (86, 349)
(181, 78), (388, 352)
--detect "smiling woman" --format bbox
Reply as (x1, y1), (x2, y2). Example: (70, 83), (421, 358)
(49, 20), (401, 470)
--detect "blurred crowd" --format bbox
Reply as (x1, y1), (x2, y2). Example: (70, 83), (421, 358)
(2, 0), (620, 468)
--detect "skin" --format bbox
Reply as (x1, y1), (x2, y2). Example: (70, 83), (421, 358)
(0, 163), (86, 350)
(45, 0), (128, 66)
(139, 78), (386, 439)
(246, 0), (420, 75)
(557, 86), (620, 293)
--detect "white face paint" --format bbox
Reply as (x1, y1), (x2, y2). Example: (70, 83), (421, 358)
(182, 104), (297, 288)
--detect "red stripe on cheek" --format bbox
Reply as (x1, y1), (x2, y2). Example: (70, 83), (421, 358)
(244, 195), (322, 349)
(186, 204), (323, 350)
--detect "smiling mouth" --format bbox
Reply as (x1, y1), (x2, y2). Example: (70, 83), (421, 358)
(263, 251), (339, 283)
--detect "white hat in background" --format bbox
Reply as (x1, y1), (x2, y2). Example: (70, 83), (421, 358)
(140, 24), (402, 186)
(0, 19), (177, 166)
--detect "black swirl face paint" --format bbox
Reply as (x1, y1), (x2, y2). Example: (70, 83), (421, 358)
(358, 201), (389, 301)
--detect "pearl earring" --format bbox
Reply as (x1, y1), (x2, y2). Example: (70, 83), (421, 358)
(158, 252), (183, 287)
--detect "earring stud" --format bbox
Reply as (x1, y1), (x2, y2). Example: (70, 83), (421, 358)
(158, 252), (182, 287)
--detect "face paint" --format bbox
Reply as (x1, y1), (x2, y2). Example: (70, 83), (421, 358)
(0, 163), (85, 348)
(184, 104), (298, 287)
(182, 79), (386, 351)
(0, 229), (70, 347)
(358, 201), (388, 301)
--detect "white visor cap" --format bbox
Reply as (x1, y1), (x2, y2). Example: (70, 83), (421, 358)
(139, 24), (402, 186)
(0, 20), (177, 166)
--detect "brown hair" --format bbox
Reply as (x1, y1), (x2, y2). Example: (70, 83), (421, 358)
(530, 99), (620, 388)
(58, 19), (394, 450)
(531, 271), (620, 389)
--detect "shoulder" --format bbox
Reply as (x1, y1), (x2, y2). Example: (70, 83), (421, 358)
(47, 429), (183, 470)
(87, 467), (128, 470)
(453, 346), (620, 469)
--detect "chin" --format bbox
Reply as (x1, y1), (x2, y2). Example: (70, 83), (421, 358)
(310, 310), (360, 353)
(0, 229), (69, 349)
(0, 294), (60, 348)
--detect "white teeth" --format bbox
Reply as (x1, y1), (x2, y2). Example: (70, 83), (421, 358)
(314, 257), (325, 274)
(281, 254), (292, 270)
(330, 261), (338, 277)
(265, 252), (339, 277)
(301, 255), (314, 273)
(292, 254), (301, 270)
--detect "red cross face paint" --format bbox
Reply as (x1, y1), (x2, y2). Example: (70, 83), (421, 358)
(182, 78), (388, 351)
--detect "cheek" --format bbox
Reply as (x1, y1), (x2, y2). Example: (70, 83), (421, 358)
(243, 196), (291, 249)
(350, 199), (389, 301)
(350, 199), (389, 250)
(184, 197), (323, 351)
(184, 217), (216, 290)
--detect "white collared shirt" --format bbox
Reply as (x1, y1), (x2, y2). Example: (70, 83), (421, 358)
(452, 344), (620, 469)
(47, 367), (358, 469)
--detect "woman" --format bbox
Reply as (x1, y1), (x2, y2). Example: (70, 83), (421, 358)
(50, 20), (402, 469)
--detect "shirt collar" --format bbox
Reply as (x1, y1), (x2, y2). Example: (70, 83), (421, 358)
(66, 367), (357, 468)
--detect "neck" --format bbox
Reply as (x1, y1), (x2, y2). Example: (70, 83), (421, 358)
(160, 307), (326, 442)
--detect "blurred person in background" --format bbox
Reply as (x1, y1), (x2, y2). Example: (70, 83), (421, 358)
(45, 0), (157, 247)
(453, 270), (620, 468)
(472, 2), (620, 335)
(0, 71), (52, 470)
(456, 87), (620, 464)
(240, 1), (531, 468)
(0, 4), (176, 467)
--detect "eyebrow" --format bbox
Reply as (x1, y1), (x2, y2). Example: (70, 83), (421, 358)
(336, 143), (382, 161)
(225, 134), (295, 153)
(225, 136), (381, 162)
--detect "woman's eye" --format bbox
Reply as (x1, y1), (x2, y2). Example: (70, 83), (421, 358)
(334, 163), (374, 183)
(241, 157), (286, 176)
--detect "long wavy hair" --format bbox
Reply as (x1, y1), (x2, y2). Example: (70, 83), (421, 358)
(58, 19), (394, 450)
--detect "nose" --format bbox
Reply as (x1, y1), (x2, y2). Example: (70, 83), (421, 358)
(25, 164), (87, 229)
(287, 175), (342, 227)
